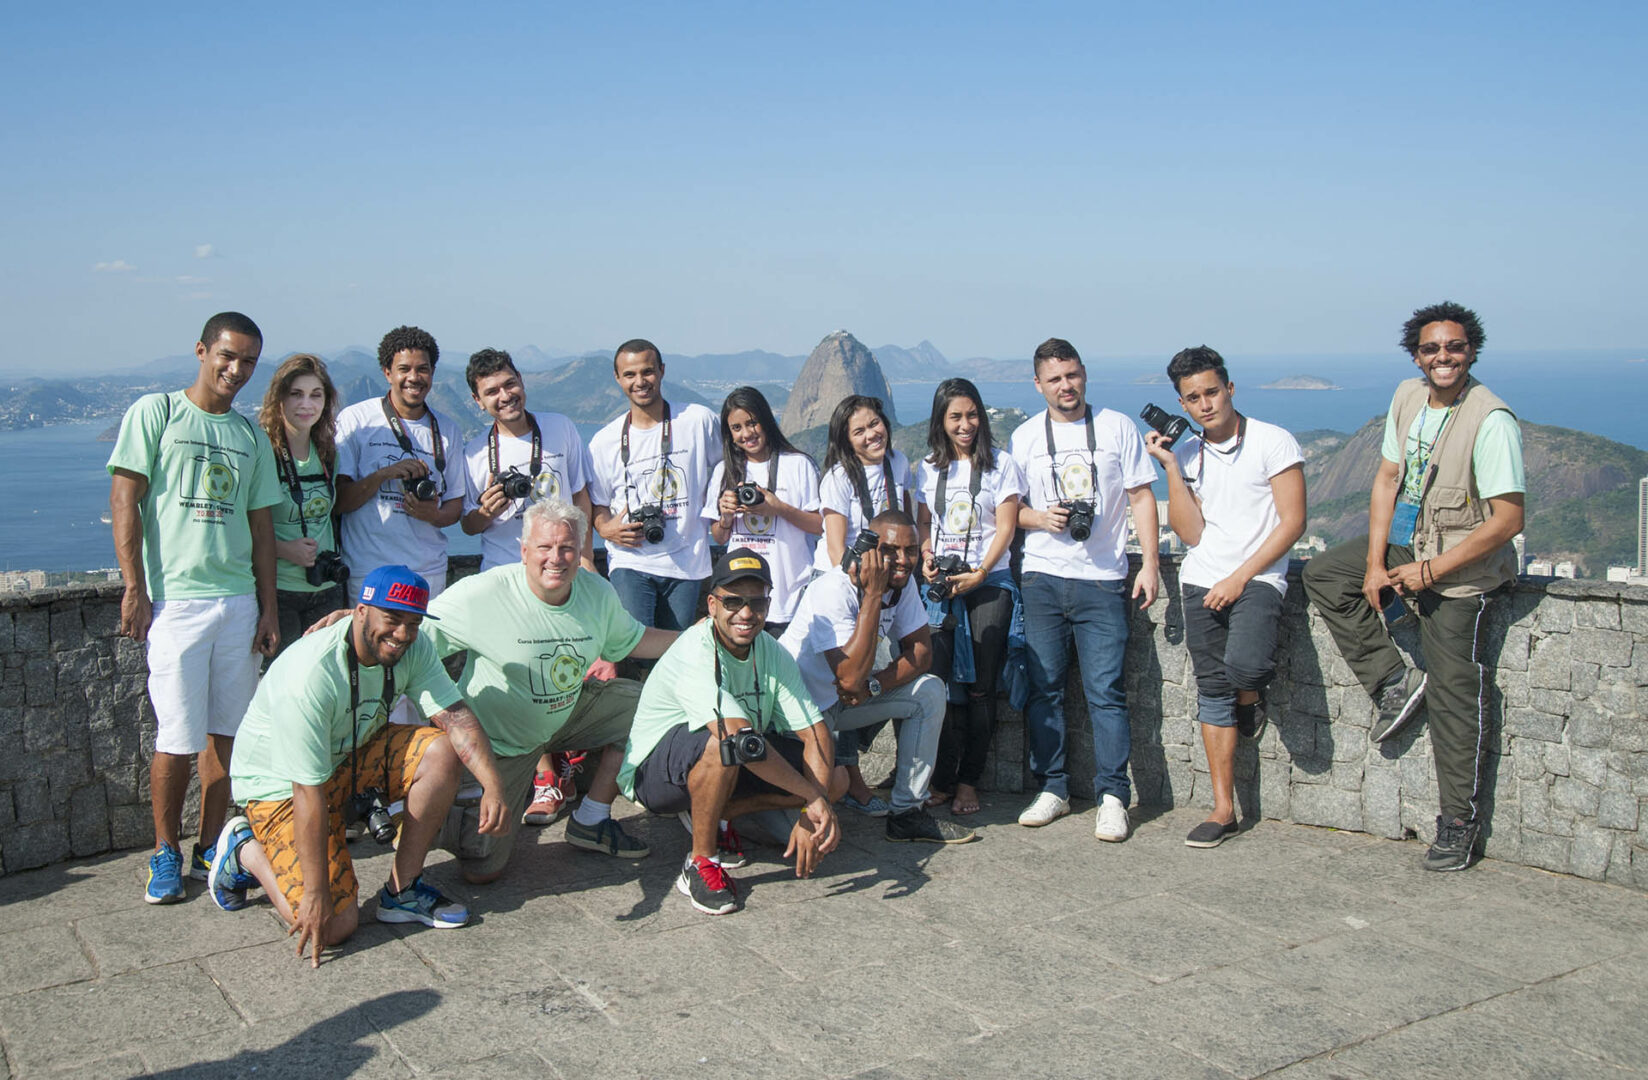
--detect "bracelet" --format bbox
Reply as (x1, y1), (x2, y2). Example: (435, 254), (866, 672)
(1421, 560), (1433, 587)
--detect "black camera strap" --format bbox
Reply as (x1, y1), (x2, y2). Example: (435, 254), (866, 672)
(1044, 406), (1098, 502)
(849, 455), (899, 523)
(276, 435), (334, 541)
(346, 630), (398, 799)
(1196, 413), (1249, 482)
(380, 395), (445, 490)
(488, 414), (543, 499)
(711, 638), (763, 739)
(933, 458), (986, 567)
(620, 400), (672, 513)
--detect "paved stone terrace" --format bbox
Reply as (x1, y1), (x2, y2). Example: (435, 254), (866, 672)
(1, 801), (1645, 1079)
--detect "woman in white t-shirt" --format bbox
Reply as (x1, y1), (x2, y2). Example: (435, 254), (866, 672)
(815, 395), (918, 574)
(915, 379), (1024, 816)
(704, 387), (822, 637)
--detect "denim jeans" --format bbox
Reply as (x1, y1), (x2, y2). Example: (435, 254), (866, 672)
(825, 673), (945, 812)
(1020, 572), (1131, 804)
(1182, 581), (1284, 728)
(608, 568), (701, 631)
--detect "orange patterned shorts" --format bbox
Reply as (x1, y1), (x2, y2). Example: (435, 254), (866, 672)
(245, 724), (443, 917)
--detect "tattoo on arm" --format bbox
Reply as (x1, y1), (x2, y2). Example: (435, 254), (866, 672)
(431, 704), (486, 769)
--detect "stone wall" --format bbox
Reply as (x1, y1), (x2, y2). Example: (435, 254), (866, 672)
(3, 558), (1645, 889)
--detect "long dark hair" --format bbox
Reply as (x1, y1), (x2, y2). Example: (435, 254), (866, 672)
(925, 377), (995, 475)
(822, 394), (893, 497)
(718, 386), (806, 490)
(260, 353), (339, 472)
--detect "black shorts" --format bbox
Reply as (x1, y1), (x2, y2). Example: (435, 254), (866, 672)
(632, 723), (810, 815)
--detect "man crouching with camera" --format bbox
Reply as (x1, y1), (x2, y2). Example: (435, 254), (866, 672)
(618, 549), (845, 915)
(207, 565), (510, 966)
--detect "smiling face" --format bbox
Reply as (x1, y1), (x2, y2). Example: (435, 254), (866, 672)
(521, 516), (580, 604)
(1033, 356), (1088, 420)
(614, 349), (663, 410)
(284, 373), (327, 437)
(871, 521), (920, 589)
(726, 407), (768, 461)
(354, 604), (422, 668)
(847, 406), (888, 464)
(383, 348), (434, 414)
(472, 367), (526, 425)
(709, 579), (770, 654)
(1175, 369), (1236, 433)
(194, 330), (261, 408)
(1412, 320), (1474, 401)
(942, 395), (981, 455)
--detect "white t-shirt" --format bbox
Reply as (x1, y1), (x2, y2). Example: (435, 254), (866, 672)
(335, 398), (465, 593)
(915, 449), (1026, 576)
(588, 402), (722, 580)
(1172, 417), (1304, 596)
(462, 411), (591, 572)
(812, 448), (922, 573)
(701, 451), (821, 623)
(1008, 407), (1157, 581)
(778, 567), (928, 712)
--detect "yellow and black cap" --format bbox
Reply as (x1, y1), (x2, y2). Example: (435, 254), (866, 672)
(711, 547), (772, 590)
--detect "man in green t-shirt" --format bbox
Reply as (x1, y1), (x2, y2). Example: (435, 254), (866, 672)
(422, 499), (678, 884)
(106, 312), (283, 905)
(210, 565), (510, 967)
(621, 548), (844, 916)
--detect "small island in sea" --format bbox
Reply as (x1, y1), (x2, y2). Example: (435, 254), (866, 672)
(1258, 375), (1341, 390)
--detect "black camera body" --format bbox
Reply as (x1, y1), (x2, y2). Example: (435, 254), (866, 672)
(842, 527), (879, 571)
(402, 475), (439, 502)
(306, 550), (349, 589)
(346, 787), (396, 845)
(1140, 403), (1190, 449)
(926, 553), (971, 601)
(496, 467), (534, 500)
(1062, 499), (1096, 542)
(719, 727), (768, 767)
(633, 503), (667, 544)
(735, 482), (765, 507)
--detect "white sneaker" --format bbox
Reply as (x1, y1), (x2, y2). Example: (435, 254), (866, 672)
(1094, 794), (1130, 843)
(1017, 791), (1071, 827)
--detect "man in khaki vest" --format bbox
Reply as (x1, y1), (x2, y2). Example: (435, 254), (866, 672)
(1303, 301), (1524, 872)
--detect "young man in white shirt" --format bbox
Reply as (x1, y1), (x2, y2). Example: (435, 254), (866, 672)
(588, 340), (722, 630)
(1144, 346), (1305, 848)
(335, 326), (465, 602)
(1008, 338), (1159, 842)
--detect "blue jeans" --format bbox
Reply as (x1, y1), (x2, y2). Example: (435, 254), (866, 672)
(1020, 572), (1131, 804)
(608, 569), (701, 631)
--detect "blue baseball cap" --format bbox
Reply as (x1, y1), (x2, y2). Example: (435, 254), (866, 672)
(357, 565), (440, 619)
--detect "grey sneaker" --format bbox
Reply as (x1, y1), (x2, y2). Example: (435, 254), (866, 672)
(1422, 816), (1481, 872)
(1371, 668), (1427, 743)
(565, 816), (651, 858)
(885, 807), (977, 844)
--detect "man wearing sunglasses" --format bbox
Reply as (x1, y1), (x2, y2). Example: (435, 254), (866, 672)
(1303, 301), (1525, 872)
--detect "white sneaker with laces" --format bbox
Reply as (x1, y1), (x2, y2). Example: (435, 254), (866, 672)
(1017, 791), (1071, 827)
(1094, 794), (1130, 842)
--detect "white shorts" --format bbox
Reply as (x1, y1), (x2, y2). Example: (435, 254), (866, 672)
(146, 594), (262, 755)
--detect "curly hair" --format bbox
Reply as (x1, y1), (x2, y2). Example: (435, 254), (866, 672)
(1400, 301), (1486, 357)
(718, 386), (808, 491)
(925, 377), (996, 475)
(377, 325), (439, 370)
(465, 347), (518, 396)
(259, 353), (339, 472)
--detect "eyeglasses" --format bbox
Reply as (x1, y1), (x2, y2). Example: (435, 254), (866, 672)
(712, 592), (770, 615)
(1416, 340), (1471, 358)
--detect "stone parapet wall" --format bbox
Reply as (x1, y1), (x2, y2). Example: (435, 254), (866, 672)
(4, 557), (1645, 889)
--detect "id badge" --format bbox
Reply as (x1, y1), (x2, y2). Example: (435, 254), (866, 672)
(1388, 500), (1419, 546)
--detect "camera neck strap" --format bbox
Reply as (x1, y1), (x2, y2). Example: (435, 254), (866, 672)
(276, 435), (334, 540)
(1044, 406), (1097, 502)
(346, 630), (398, 799)
(1197, 413), (1248, 479)
(620, 401), (672, 509)
(488, 413), (543, 492)
(724, 451), (778, 495)
(380, 395), (445, 476)
(850, 455), (899, 523)
(933, 458), (985, 566)
(711, 638), (762, 740)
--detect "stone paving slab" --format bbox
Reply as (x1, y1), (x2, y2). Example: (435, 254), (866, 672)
(1, 802), (1645, 1078)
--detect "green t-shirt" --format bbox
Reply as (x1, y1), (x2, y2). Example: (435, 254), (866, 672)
(421, 565), (646, 759)
(618, 621), (824, 800)
(229, 619), (462, 804)
(1381, 403), (1525, 503)
(105, 391), (283, 600)
(272, 448), (340, 594)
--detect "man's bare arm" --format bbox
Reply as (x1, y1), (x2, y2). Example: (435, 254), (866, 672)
(627, 626), (680, 661)
(429, 702), (509, 835)
(110, 469), (152, 642)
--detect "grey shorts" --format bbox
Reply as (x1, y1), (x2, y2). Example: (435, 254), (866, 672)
(631, 723), (809, 816)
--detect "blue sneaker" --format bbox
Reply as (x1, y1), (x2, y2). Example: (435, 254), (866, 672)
(207, 815), (258, 911)
(375, 875), (469, 929)
(189, 841), (214, 882)
(145, 842), (186, 904)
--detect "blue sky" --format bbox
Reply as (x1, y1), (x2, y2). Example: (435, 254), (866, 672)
(1, 2), (1643, 371)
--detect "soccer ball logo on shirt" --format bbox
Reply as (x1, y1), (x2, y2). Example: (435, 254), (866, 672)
(943, 497), (977, 539)
(192, 450), (239, 503)
(1056, 454), (1096, 501)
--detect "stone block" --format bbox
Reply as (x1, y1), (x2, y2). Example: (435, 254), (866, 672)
(12, 777), (51, 823)
(2, 821), (69, 872)
(1611, 719), (1648, 753)
(103, 763), (141, 805)
(69, 782), (109, 856)
(24, 706), (84, 755)
(23, 656), (54, 705)
(83, 601), (121, 639)
(1496, 624), (1531, 671)
(1519, 782), (1572, 837)
(90, 721), (140, 773)
(1258, 760), (1290, 819)
(1529, 689), (1572, 718)
(45, 753), (91, 807)
(0, 611), (11, 651)
(1519, 829), (1571, 874)
(1534, 600), (1574, 633)
(116, 639), (147, 674)
(1571, 745), (1609, 787)
(1552, 776), (1600, 816)
(13, 607), (49, 653)
(109, 804), (153, 850)
(0, 785), (14, 829)
(1496, 669), (1529, 708)
(1361, 763), (1403, 838)
(1596, 792), (1640, 831)
(1330, 761), (1364, 791)
(1573, 628), (1633, 669)
(1290, 783), (1362, 831)
(1543, 743), (1570, 776)
(1569, 707), (1612, 749)
(1606, 833), (1634, 886)
(1511, 740), (1546, 779)
(1505, 708), (1564, 747)
(1528, 633), (1572, 690)
(1572, 600), (1622, 630)
(1570, 823), (1613, 881)
(49, 606), (87, 652)
(1619, 600), (1648, 634)
(1594, 681), (1636, 718)
(1570, 662), (1600, 697)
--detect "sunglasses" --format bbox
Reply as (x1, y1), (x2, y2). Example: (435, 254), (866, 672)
(712, 592), (770, 615)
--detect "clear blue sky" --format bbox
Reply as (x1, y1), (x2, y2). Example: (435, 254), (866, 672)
(2, 2), (1643, 371)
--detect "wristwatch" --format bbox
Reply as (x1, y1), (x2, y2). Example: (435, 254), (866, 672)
(866, 676), (883, 698)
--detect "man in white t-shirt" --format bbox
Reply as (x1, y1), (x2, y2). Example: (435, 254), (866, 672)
(1007, 337), (1159, 842)
(589, 339), (722, 630)
(1144, 346), (1305, 849)
(778, 510), (977, 845)
(335, 326), (465, 603)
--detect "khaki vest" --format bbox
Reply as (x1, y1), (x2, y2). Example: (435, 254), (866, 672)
(1390, 376), (1520, 598)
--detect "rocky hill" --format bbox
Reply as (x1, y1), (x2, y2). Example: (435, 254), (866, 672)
(782, 331), (899, 433)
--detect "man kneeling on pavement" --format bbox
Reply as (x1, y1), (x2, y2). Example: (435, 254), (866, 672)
(208, 565), (511, 964)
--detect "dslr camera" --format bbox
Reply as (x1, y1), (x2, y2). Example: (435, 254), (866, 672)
(496, 467), (534, 500)
(632, 503), (667, 544)
(926, 553), (970, 601)
(734, 482), (765, 507)
(1061, 499), (1096, 542)
(345, 787), (396, 845)
(1139, 403), (1190, 449)
(306, 550), (349, 589)
(842, 527), (879, 571)
(402, 475), (439, 502)
(719, 726), (768, 767)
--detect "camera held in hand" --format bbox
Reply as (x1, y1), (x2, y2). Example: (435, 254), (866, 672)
(402, 475), (439, 502)
(1139, 403), (1190, 449)
(496, 467), (534, 500)
(1061, 499), (1096, 542)
(842, 527), (879, 571)
(719, 726), (768, 767)
(346, 787), (396, 845)
(926, 553), (971, 601)
(633, 503), (667, 544)
(306, 550), (349, 589)
(735, 482), (765, 507)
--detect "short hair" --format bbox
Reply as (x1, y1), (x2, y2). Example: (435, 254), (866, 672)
(521, 498), (588, 552)
(378, 326), (440, 371)
(1400, 301), (1486, 357)
(869, 508), (916, 533)
(200, 312), (261, 347)
(1032, 337), (1082, 374)
(465, 348), (518, 396)
(1166, 346), (1230, 390)
(613, 338), (662, 373)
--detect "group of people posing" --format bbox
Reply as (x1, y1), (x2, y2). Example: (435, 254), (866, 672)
(107, 300), (1525, 960)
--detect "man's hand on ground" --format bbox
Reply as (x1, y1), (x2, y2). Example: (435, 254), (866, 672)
(290, 893), (329, 969)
